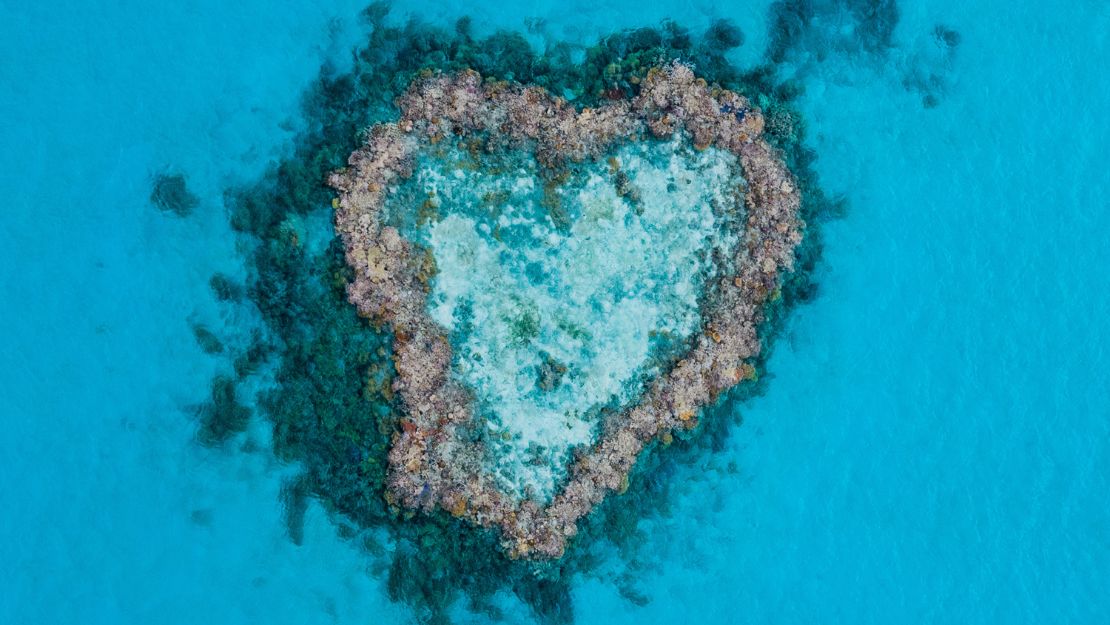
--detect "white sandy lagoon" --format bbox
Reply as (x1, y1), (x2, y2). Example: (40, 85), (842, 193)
(388, 134), (745, 499)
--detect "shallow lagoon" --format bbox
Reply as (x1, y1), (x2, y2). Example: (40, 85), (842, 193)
(388, 134), (743, 499)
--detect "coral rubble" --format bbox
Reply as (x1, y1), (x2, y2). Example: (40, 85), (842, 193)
(329, 62), (804, 559)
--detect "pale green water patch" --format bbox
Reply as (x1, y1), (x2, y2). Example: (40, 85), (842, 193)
(382, 134), (745, 500)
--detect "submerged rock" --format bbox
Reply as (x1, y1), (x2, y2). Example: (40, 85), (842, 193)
(150, 172), (199, 216)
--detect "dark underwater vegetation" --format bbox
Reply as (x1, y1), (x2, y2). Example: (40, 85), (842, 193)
(150, 171), (200, 217)
(171, 2), (876, 622)
(766, 0), (957, 107)
(767, 0), (901, 63)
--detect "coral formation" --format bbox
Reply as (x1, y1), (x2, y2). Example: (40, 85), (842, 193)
(193, 6), (842, 619)
(329, 63), (803, 558)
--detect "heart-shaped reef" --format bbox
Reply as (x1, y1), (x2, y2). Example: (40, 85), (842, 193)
(329, 62), (803, 559)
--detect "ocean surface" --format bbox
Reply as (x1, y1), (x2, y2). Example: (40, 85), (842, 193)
(1, 1), (1107, 623)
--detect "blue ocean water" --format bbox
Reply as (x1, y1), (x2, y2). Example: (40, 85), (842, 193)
(1, 1), (1107, 623)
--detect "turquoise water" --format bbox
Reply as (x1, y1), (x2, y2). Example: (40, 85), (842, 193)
(2, 1), (1107, 623)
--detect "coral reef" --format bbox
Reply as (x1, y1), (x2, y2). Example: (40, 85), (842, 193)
(329, 63), (803, 558)
(192, 6), (842, 620)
